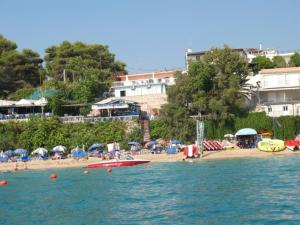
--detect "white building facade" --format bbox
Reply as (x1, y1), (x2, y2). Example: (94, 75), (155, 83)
(112, 71), (176, 98)
(249, 67), (300, 117)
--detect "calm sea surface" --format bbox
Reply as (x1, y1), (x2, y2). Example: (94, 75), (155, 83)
(1, 156), (300, 225)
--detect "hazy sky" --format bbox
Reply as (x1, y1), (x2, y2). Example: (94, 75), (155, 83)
(1, 0), (299, 73)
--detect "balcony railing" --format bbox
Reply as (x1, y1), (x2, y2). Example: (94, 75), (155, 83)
(59, 115), (140, 123)
(112, 78), (176, 88)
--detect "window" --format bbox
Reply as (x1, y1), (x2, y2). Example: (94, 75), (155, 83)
(283, 106), (288, 111)
(268, 107), (272, 112)
(120, 91), (126, 97)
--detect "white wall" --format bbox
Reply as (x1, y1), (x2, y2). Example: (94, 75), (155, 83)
(115, 84), (166, 97)
(265, 104), (300, 117)
(262, 73), (300, 89)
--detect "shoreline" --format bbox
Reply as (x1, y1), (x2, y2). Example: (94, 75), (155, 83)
(0, 149), (299, 172)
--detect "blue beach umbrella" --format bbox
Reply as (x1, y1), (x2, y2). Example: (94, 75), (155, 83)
(4, 150), (14, 157)
(14, 148), (28, 155)
(71, 147), (86, 158)
(88, 143), (103, 151)
(171, 140), (181, 145)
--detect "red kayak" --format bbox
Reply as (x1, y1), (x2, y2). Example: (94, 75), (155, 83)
(284, 140), (300, 150)
(86, 159), (150, 168)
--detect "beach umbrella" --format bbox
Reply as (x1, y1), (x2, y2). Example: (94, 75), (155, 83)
(71, 147), (86, 158)
(145, 140), (157, 148)
(52, 145), (66, 153)
(128, 141), (140, 146)
(71, 146), (84, 153)
(224, 134), (234, 138)
(88, 143), (103, 151)
(32, 147), (48, 156)
(4, 150), (14, 157)
(14, 148), (27, 155)
(235, 128), (257, 136)
(171, 140), (181, 145)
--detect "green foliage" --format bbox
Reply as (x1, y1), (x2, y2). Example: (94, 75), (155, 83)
(44, 40), (126, 81)
(159, 45), (249, 142)
(205, 112), (300, 140)
(272, 56), (287, 68)
(149, 119), (169, 139)
(289, 53), (300, 67)
(13, 87), (36, 100)
(0, 35), (44, 98)
(0, 118), (140, 152)
(251, 56), (274, 73)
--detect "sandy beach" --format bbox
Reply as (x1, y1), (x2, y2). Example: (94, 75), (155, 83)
(0, 149), (299, 172)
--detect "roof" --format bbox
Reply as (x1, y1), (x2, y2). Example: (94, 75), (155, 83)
(0, 98), (47, 107)
(260, 67), (300, 74)
(119, 71), (176, 81)
(187, 48), (247, 56)
(92, 98), (138, 110)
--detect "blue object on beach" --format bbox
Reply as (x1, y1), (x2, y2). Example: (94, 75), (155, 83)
(71, 147), (86, 159)
(14, 148), (28, 155)
(166, 146), (178, 154)
(171, 140), (181, 145)
(88, 143), (103, 151)
(235, 128), (257, 136)
(21, 155), (30, 162)
(4, 150), (14, 156)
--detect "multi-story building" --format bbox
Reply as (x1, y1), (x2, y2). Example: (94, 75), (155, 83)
(248, 67), (300, 117)
(109, 70), (177, 114)
(185, 47), (299, 69)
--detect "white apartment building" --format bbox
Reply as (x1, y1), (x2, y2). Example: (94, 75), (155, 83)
(248, 67), (300, 117)
(110, 70), (177, 113)
(112, 71), (176, 97)
(185, 47), (299, 69)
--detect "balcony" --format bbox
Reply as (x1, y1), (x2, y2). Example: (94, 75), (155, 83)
(112, 78), (176, 88)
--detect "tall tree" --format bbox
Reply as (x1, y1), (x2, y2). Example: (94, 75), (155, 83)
(250, 55), (273, 73)
(289, 52), (300, 67)
(159, 46), (249, 142)
(272, 56), (287, 68)
(0, 35), (44, 98)
(44, 41), (126, 81)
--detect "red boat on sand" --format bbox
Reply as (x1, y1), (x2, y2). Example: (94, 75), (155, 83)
(86, 157), (150, 168)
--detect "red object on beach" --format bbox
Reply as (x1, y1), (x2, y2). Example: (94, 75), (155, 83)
(183, 147), (188, 156)
(86, 159), (150, 168)
(285, 140), (300, 146)
(284, 140), (300, 150)
(49, 173), (57, 179)
(203, 141), (223, 151)
(0, 180), (8, 186)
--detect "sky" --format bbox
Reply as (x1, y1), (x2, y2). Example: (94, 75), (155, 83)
(1, 0), (300, 73)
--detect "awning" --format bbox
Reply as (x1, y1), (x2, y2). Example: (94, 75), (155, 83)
(235, 128), (257, 136)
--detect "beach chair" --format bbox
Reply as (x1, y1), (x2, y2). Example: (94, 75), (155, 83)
(0, 157), (8, 163)
(21, 155), (30, 162)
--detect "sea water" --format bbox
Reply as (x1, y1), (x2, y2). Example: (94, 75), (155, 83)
(1, 156), (300, 225)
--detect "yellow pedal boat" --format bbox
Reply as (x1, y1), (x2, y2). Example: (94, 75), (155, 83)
(258, 139), (285, 152)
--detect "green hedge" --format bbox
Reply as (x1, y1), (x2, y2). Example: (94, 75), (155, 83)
(150, 112), (300, 142)
(0, 117), (142, 152)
